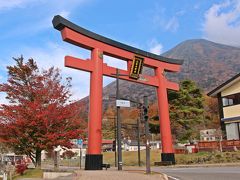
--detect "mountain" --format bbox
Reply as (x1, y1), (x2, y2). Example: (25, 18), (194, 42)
(163, 39), (240, 90)
(78, 39), (240, 117)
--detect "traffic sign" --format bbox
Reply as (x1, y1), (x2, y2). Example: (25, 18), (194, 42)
(77, 139), (83, 147)
(116, 100), (130, 107)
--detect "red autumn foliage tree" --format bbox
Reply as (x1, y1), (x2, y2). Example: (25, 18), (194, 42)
(0, 57), (85, 167)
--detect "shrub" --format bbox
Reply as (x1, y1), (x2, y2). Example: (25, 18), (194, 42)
(61, 150), (76, 159)
(16, 163), (27, 175)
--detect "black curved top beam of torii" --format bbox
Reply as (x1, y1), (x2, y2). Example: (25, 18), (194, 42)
(53, 15), (184, 65)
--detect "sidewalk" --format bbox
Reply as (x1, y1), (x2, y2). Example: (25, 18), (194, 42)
(17, 168), (168, 180)
(74, 168), (168, 180)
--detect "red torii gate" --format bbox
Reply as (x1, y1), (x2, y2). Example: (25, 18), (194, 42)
(52, 15), (183, 170)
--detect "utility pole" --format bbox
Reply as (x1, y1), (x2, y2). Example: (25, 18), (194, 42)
(143, 96), (151, 174)
(116, 68), (123, 170)
(112, 69), (129, 170)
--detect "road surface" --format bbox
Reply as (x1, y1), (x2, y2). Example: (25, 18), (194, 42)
(153, 166), (240, 180)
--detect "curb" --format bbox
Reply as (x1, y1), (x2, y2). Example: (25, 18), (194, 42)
(123, 169), (169, 180)
(162, 173), (169, 180)
(162, 162), (240, 168)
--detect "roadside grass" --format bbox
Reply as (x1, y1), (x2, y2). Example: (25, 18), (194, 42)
(104, 149), (161, 166)
(41, 150), (240, 169)
(103, 150), (240, 165)
(42, 150), (162, 167)
(13, 168), (43, 180)
(176, 151), (240, 164)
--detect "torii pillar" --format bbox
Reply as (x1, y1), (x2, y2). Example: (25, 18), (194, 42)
(52, 15), (184, 170)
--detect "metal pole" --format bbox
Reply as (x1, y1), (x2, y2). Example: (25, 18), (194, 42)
(137, 117), (141, 167)
(114, 117), (117, 167)
(144, 96), (151, 174)
(80, 148), (82, 169)
(116, 68), (123, 170)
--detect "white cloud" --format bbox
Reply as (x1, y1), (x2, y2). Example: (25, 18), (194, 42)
(21, 44), (131, 100)
(0, 0), (87, 11)
(0, 42), (131, 101)
(0, 0), (88, 39)
(0, 0), (35, 10)
(8, 41), (132, 100)
(102, 55), (128, 86)
(103, 55), (127, 71)
(176, 10), (185, 16)
(165, 17), (179, 32)
(203, 0), (240, 46)
(149, 39), (163, 55)
(8, 42), (92, 100)
(194, 3), (200, 10)
(152, 5), (181, 33)
(59, 10), (70, 19)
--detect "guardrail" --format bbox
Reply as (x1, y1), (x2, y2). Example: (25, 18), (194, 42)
(198, 140), (240, 152)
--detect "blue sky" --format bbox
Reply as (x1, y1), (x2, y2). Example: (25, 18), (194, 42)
(1, 0), (240, 103)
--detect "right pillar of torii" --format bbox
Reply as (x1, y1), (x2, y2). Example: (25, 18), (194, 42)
(156, 67), (175, 163)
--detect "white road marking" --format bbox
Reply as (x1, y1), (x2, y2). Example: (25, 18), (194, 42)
(168, 175), (180, 180)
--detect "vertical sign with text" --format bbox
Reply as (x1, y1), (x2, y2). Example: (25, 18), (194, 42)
(129, 55), (144, 79)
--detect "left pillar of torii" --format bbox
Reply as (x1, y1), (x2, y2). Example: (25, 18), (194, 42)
(53, 19), (105, 169)
(66, 49), (104, 169)
(87, 48), (104, 169)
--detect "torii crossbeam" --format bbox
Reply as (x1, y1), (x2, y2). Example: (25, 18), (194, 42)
(52, 15), (184, 170)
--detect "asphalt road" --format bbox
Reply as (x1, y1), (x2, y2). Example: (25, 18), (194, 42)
(152, 166), (240, 180)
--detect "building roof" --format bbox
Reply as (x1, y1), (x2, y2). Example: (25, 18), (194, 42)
(221, 116), (240, 123)
(83, 139), (113, 145)
(129, 141), (145, 146)
(207, 72), (240, 97)
(102, 140), (114, 144)
(52, 15), (184, 65)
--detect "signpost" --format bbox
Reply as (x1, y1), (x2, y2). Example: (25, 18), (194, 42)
(77, 139), (83, 169)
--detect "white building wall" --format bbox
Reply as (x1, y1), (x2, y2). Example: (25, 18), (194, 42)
(226, 123), (239, 140)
